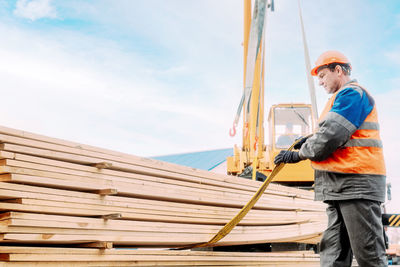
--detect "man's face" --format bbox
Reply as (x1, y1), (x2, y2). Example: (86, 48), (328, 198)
(317, 67), (341, 94)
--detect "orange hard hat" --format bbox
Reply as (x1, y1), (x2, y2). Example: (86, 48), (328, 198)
(311, 50), (351, 76)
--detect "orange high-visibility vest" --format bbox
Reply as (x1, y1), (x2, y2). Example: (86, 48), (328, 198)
(311, 83), (386, 175)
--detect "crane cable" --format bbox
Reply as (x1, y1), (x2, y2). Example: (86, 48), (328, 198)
(229, 0), (268, 137)
(297, 0), (318, 127)
(175, 136), (311, 250)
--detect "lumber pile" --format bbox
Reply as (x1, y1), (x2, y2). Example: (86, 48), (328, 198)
(0, 125), (327, 265)
(0, 247), (322, 266)
(387, 244), (400, 256)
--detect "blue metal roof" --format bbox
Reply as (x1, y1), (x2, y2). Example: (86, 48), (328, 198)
(152, 148), (233, 171)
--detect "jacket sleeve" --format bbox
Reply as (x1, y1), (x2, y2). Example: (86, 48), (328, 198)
(299, 86), (373, 161)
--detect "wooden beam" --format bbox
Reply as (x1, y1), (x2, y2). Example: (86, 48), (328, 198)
(78, 242), (113, 249)
(0, 160), (324, 211)
(0, 183), (324, 225)
(92, 189), (118, 196)
(100, 213), (121, 220)
(0, 132), (314, 199)
(90, 162), (113, 169)
(0, 220), (324, 246)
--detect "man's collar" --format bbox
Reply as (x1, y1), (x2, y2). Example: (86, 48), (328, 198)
(333, 79), (358, 95)
(343, 79), (357, 87)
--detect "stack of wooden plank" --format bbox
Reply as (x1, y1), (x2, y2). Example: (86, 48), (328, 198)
(0, 125), (327, 265)
(387, 244), (400, 256)
(0, 247), (323, 266)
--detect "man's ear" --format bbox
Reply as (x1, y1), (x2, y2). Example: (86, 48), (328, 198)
(335, 65), (343, 75)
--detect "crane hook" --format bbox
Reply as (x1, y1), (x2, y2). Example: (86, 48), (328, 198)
(229, 123), (237, 137)
(254, 136), (258, 151)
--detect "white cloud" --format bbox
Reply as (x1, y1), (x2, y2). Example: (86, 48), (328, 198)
(0, 17), (243, 157)
(13, 0), (56, 21)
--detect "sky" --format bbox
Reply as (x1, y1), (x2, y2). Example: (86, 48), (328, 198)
(0, 0), (399, 212)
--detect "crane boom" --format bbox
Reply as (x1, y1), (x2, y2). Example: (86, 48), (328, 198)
(227, 0), (315, 187)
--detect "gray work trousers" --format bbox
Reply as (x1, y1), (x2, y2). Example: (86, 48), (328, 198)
(320, 199), (387, 267)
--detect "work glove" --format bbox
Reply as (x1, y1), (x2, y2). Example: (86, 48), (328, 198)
(293, 136), (309, 150)
(274, 150), (301, 165)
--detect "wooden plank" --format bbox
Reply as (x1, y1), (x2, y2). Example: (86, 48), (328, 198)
(0, 261), (319, 267)
(2, 217), (309, 233)
(0, 143), (270, 196)
(0, 247), (321, 258)
(0, 223), (323, 243)
(0, 164), (267, 202)
(1, 152), (271, 200)
(9, 198), (308, 222)
(0, 183), (325, 224)
(0, 263), (317, 267)
(0, 127), (311, 199)
(0, 196), (322, 226)
(0, 189), (314, 223)
(100, 213), (121, 220)
(0, 168), (260, 203)
(0, 173), (113, 192)
(0, 202), (317, 228)
(0, 249), (321, 267)
(0, 145), (256, 196)
(0, 160), (324, 211)
(1, 212), (319, 233)
(0, 263), (321, 267)
(0, 246), (322, 266)
(0, 219), (321, 236)
(77, 242), (113, 249)
(0, 224), (318, 237)
(0, 135), (275, 194)
(0, 162), (268, 209)
(0, 221), (324, 245)
(90, 162), (113, 169)
(0, 151), (315, 205)
(0, 185), (320, 220)
(0, 221), (306, 237)
(0, 170), (322, 215)
(0, 134), (314, 200)
(93, 189), (118, 196)
(0, 253), (320, 262)
(1, 218), (228, 233)
(0, 202), (242, 224)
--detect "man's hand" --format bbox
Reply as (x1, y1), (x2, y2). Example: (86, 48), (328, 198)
(274, 150), (302, 165)
(293, 136), (309, 150)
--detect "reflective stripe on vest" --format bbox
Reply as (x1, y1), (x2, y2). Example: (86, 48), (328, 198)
(311, 82), (386, 176)
(358, 121), (379, 130)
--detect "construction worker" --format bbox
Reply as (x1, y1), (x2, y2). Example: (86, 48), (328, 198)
(274, 50), (387, 267)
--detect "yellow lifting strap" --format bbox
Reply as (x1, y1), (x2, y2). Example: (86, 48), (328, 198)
(177, 138), (306, 250)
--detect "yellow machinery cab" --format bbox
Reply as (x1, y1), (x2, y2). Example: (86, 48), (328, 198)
(227, 103), (314, 188)
(267, 103), (314, 186)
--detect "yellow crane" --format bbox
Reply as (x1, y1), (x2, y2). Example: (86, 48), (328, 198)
(227, 0), (316, 187)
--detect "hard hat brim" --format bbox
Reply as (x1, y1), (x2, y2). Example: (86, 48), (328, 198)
(310, 65), (321, 76)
